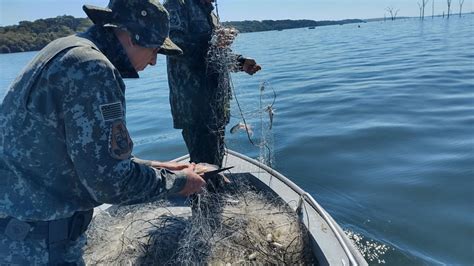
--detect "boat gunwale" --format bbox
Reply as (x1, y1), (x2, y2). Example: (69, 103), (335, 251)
(174, 149), (363, 266)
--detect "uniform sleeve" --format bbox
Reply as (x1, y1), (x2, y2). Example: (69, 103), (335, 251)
(229, 54), (245, 72)
(164, 0), (209, 59)
(61, 47), (187, 205)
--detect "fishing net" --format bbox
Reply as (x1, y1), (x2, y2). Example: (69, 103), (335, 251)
(205, 25), (276, 167)
(84, 178), (315, 265)
(205, 26), (237, 130)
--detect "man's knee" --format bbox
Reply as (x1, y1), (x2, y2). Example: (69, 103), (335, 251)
(0, 234), (49, 265)
(0, 235), (86, 265)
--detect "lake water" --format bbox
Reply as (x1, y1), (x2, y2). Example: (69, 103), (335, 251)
(1, 15), (473, 265)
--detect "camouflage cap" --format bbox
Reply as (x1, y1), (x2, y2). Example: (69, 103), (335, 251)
(83, 0), (182, 55)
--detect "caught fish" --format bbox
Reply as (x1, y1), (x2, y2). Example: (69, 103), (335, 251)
(230, 122), (253, 136)
(195, 163), (231, 188)
(265, 105), (275, 130)
(194, 163), (219, 175)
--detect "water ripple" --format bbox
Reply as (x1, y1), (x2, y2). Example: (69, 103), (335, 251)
(1, 15), (473, 265)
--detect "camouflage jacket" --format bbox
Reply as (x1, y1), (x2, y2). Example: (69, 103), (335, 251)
(164, 0), (241, 129)
(0, 26), (186, 221)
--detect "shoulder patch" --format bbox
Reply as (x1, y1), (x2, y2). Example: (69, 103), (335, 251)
(109, 120), (133, 160)
(100, 102), (123, 121)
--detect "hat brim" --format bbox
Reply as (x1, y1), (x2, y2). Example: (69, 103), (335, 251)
(83, 5), (114, 26)
(158, 37), (183, 56)
(83, 4), (182, 56)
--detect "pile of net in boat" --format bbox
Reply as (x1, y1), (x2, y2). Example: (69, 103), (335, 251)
(84, 178), (315, 265)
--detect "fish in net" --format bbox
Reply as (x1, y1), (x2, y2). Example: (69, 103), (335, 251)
(206, 26), (277, 167)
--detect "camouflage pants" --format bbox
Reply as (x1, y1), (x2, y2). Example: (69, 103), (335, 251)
(0, 232), (86, 265)
(182, 125), (226, 168)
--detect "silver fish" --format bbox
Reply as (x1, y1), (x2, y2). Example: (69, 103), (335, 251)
(265, 105), (275, 130)
(230, 122), (253, 136)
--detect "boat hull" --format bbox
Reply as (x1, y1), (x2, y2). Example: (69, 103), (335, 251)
(174, 150), (367, 266)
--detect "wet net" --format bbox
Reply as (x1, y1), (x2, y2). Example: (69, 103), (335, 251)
(84, 178), (315, 265)
(205, 26), (277, 167)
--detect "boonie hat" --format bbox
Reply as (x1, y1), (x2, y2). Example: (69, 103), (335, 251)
(83, 0), (182, 55)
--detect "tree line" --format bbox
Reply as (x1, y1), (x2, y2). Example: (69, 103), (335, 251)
(0, 16), (364, 54)
(0, 16), (92, 53)
(223, 19), (364, 33)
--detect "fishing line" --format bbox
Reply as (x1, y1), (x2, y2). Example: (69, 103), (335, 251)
(231, 79), (275, 167)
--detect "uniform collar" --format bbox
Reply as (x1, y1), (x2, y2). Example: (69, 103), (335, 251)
(81, 25), (139, 79)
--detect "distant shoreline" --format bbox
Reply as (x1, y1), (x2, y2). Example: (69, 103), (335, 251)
(2, 13), (472, 54)
(0, 16), (366, 54)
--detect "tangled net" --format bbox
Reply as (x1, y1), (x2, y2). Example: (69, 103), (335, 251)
(207, 26), (240, 72)
(204, 26), (239, 130)
(205, 26), (277, 167)
(84, 178), (315, 265)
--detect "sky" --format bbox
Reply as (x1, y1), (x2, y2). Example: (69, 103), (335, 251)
(0, 0), (473, 26)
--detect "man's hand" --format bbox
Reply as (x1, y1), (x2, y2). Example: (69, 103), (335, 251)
(151, 161), (190, 171)
(242, 58), (261, 75)
(178, 164), (207, 197)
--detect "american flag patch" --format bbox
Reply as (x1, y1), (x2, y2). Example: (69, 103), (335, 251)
(100, 102), (123, 121)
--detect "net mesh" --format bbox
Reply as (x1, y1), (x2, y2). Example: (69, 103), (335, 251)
(84, 179), (315, 265)
(207, 26), (276, 168)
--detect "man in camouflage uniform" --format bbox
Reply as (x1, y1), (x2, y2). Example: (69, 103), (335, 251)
(164, 0), (261, 167)
(0, 0), (206, 265)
